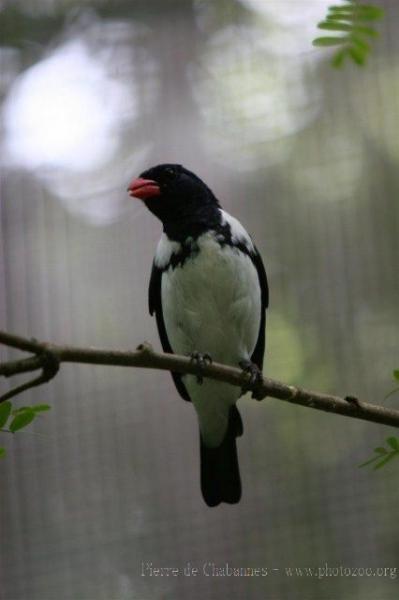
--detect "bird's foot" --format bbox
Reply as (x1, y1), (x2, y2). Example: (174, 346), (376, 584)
(189, 352), (212, 384)
(239, 360), (264, 400)
(345, 395), (361, 408)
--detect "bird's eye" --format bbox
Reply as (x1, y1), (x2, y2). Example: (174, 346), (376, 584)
(163, 167), (176, 181)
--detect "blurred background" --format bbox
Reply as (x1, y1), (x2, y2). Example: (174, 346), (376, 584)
(0, 0), (398, 598)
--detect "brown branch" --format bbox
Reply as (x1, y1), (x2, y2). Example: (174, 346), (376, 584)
(0, 347), (59, 402)
(1, 330), (399, 429)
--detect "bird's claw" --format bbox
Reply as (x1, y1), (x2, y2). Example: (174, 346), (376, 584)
(189, 352), (212, 384)
(345, 395), (361, 408)
(239, 360), (264, 400)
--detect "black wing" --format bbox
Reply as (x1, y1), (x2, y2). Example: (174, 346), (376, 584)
(249, 246), (269, 370)
(148, 262), (191, 401)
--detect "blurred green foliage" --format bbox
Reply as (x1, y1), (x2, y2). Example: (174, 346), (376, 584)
(359, 436), (399, 469)
(384, 369), (399, 401)
(313, 0), (384, 67)
(0, 401), (51, 457)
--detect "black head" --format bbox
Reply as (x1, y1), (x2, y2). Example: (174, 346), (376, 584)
(128, 164), (220, 238)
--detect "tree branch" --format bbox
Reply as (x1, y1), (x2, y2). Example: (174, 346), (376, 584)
(1, 330), (399, 428)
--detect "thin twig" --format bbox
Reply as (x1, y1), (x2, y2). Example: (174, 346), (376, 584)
(1, 331), (399, 429)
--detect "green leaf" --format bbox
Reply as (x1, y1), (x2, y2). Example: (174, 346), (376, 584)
(327, 8), (383, 22)
(359, 455), (381, 468)
(332, 47), (349, 67)
(12, 406), (32, 415)
(386, 437), (399, 451)
(353, 25), (378, 36)
(351, 35), (370, 51)
(353, 5), (384, 19)
(359, 444), (390, 467)
(31, 404), (51, 413)
(318, 21), (355, 32)
(329, 5), (357, 12)
(9, 410), (36, 433)
(373, 452), (398, 470)
(349, 45), (367, 65)
(346, 12), (383, 22)
(393, 369), (399, 382)
(12, 404), (51, 415)
(326, 14), (357, 22)
(0, 447), (6, 459)
(329, 4), (383, 16)
(318, 21), (378, 36)
(313, 36), (349, 47)
(0, 402), (12, 429)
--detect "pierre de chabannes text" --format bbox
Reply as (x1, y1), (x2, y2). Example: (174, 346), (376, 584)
(141, 562), (397, 579)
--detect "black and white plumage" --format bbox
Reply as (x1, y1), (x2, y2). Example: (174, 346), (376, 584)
(128, 164), (268, 506)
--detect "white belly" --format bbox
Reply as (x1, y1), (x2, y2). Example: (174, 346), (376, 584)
(161, 232), (262, 446)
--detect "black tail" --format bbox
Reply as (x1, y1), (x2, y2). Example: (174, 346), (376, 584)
(200, 406), (243, 507)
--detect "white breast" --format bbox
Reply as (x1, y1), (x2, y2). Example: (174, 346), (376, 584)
(161, 232), (261, 363)
(159, 229), (262, 446)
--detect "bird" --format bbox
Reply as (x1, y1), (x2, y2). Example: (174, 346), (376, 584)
(128, 164), (268, 507)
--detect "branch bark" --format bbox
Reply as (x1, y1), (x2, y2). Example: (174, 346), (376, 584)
(1, 330), (399, 428)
